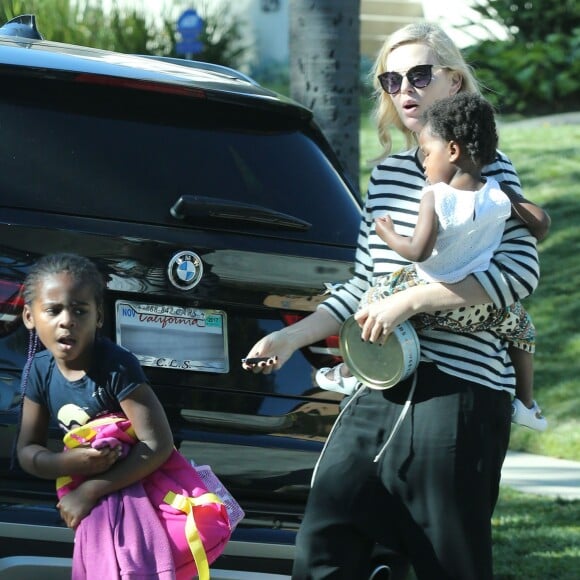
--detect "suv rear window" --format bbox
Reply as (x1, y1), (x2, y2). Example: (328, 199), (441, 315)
(0, 75), (361, 245)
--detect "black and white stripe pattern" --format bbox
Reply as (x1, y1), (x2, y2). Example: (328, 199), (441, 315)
(320, 148), (540, 393)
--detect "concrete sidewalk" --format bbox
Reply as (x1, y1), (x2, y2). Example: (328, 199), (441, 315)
(501, 451), (580, 500)
(499, 111), (580, 128)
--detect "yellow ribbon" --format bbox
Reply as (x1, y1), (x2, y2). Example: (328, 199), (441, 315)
(163, 490), (224, 580)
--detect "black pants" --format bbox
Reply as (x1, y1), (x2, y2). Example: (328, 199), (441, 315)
(292, 363), (511, 580)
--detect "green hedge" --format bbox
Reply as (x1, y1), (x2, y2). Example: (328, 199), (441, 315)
(464, 30), (580, 115)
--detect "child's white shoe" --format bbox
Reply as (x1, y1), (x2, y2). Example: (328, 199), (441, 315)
(511, 398), (548, 431)
(315, 364), (359, 396)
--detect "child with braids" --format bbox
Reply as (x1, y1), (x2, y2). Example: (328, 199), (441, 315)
(16, 253), (176, 574)
(317, 93), (549, 431)
(17, 253), (234, 579)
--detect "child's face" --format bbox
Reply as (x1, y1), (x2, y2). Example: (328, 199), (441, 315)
(418, 124), (456, 185)
(23, 272), (103, 371)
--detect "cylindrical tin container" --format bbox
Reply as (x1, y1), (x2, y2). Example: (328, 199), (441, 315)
(339, 317), (420, 389)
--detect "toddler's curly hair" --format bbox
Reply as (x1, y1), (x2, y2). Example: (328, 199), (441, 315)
(421, 92), (498, 166)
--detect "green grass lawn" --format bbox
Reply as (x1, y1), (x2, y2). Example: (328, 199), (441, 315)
(402, 485), (580, 580)
(493, 487), (580, 579)
(360, 115), (580, 462)
(498, 122), (580, 462)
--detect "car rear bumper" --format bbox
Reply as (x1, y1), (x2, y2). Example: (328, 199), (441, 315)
(0, 556), (292, 580)
(0, 519), (296, 577)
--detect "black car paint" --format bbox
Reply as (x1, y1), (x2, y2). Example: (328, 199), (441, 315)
(0, 30), (363, 575)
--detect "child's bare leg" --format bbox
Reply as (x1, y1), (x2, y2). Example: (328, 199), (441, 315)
(509, 346), (534, 408)
(319, 363), (354, 380)
(315, 362), (357, 395)
(339, 363), (352, 378)
(509, 346), (547, 431)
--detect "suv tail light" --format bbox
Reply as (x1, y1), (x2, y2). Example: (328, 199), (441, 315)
(281, 312), (342, 370)
(0, 280), (24, 336)
(75, 73), (207, 99)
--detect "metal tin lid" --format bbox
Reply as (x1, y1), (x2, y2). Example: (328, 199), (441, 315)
(339, 316), (420, 390)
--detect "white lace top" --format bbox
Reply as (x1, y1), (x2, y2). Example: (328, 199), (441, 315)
(415, 178), (512, 283)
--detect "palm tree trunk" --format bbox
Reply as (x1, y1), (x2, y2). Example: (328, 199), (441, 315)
(289, 0), (361, 191)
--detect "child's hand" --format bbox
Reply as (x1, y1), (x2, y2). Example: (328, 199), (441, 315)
(57, 485), (96, 529)
(66, 445), (123, 476)
(375, 215), (396, 240)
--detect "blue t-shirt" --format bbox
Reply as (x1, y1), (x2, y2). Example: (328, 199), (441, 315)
(25, 336), (147, 433)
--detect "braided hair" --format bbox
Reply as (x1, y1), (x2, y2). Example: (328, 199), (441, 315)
(23, 253), (104, 307)
(12, 254), (104, 469)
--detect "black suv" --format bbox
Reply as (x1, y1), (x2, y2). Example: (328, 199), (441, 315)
(0, 15), (363, 579)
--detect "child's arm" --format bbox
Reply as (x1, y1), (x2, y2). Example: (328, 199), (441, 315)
(57, 383), (174, 529)
(17, 398), (121, 480)
(500, 183), (551, 242)
(375, 189), (438, 262)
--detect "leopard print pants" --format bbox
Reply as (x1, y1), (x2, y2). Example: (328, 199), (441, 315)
(360, 265), (536, 353)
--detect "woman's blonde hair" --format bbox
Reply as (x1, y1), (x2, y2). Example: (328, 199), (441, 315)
(371, 22), (481, 158)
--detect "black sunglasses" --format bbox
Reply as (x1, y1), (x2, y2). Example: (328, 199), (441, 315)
(377, 64), (442, 94)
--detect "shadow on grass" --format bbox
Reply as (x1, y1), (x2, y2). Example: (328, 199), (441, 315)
(493, 487), (580, 579)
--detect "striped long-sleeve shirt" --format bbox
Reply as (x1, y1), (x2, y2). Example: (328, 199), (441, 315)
(319, 147), (540, 393)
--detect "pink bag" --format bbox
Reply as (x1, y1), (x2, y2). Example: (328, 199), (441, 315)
(57, 415), (242, 580)
(142, 448), (232, 579)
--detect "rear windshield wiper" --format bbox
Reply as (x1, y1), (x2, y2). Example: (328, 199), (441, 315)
(170, 195), (311, 231)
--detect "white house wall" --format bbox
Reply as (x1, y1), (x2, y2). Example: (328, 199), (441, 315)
(109, 1), (501, 69)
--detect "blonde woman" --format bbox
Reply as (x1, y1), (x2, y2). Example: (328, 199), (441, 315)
(243, 22), (541, 579)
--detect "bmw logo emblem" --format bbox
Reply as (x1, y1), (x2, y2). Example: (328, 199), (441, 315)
(167, 251), (203, 290)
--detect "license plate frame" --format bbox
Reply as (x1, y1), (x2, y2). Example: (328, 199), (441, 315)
(115, 300), (229, 373)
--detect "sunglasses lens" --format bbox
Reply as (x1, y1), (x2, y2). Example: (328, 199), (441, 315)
(380, 72), (402, 94)
(407, 65), (433, 89)
(378, 65), (434, 94)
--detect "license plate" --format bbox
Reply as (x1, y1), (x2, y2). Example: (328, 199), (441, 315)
(115, 301), (228, 373)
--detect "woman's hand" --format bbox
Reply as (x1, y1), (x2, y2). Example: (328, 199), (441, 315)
(242, 330), (293, 374)
(355, 290), (416, 343)
(242, 309), (343, 374)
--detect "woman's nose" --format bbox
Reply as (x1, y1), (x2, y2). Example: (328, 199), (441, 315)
(400, 76), (414, 94)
